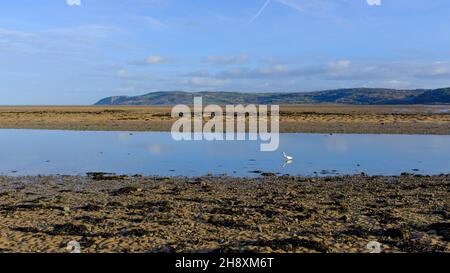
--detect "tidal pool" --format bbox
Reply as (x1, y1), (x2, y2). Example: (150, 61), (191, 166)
(0, 130), (449, 177)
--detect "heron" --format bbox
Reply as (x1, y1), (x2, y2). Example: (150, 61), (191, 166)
(283, 152), (293, 161)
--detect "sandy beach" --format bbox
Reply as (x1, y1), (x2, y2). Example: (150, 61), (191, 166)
(0, 105), (448, 253)
(0, 173), (448, 253)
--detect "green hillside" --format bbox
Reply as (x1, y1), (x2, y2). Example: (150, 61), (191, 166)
(95, 88), (450, 106)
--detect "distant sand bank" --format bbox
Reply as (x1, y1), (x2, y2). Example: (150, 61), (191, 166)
(0, 105), (449, 134)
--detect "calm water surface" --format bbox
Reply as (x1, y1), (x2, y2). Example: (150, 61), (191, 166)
(0, 130), (449, 177)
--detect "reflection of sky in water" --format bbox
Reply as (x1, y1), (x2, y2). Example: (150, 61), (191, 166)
(0, 130), (449, 177)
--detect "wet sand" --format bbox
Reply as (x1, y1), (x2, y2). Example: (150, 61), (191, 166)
(0, 174), (448, 253)
(0, 105), (449, 134)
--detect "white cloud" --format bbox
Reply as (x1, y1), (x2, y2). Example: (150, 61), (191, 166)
(205, 54), (249, 65)
(327, 60), (351, 76)
(185, 77), (229, 87)
(413, 61), (450, 79)
(249, 0), (375, 24)
(276, 0), (305, 12)
(257, 64), (289, 74)
(184, 60), (450, 85)
(118, 60), (450, 94)
(116, 85), (136, 92)
(0, 28), (35, 40)
(249, 0), (307, 24)
(367, 0), (382, 6)
(66, 0), (81, 6)
(146, 55), (167, 64)
(116, 69), (128, 78)
(0, 25), (118, 56)
(249, 0), (272, 24)
(214, 64), (300, 79)
(387, 80), (410, 87)
(143, 16), (166, 29)
(129, 55), (170, 66)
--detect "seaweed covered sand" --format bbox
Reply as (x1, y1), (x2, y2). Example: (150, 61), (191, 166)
(0, 174), (448, 253)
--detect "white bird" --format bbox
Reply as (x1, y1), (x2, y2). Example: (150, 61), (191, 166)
(283, 152), (293, 161)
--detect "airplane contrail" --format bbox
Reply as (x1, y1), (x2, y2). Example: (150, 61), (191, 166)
(248, 0), (271, 25)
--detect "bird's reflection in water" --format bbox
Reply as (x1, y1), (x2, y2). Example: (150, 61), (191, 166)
(283, 159), (293, 168)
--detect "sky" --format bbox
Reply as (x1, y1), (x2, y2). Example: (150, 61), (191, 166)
(1, 0), (450, 105)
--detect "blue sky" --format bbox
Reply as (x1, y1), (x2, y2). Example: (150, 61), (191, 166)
(1, 0), (450, 104)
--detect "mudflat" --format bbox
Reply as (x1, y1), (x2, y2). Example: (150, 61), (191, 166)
(0, 105), (449, 134)
(0, 174), (448, 253)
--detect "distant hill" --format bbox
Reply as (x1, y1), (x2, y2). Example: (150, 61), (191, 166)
(94, 88), (450, 106)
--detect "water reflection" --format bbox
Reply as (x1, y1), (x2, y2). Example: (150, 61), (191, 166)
(0, 130), (449, 177)
(283, 160), (293, 168)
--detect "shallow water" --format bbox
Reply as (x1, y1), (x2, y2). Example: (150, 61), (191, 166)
(0, 130), (449, 177)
